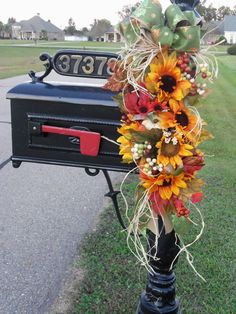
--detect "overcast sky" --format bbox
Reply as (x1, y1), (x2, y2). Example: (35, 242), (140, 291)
(0, 0), (235, 29)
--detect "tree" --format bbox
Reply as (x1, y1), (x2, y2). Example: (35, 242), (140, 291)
(197, 2), (236, 22)
(3, 17), (16, 38)
(216, 6), (235, 20)
(197, 1), (217, 22)
(64, 17), (77, 35)
(89, 19), (112, 39)
(118, 2), (141, 20)
(3, 23), (12, 38)
(8, 17), (16, 25)
(0, 21), (4, 38)
(82, 27), (89, 35)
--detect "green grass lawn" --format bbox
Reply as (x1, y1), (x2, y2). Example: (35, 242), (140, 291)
(0, 40), (123, 79)
(0, 41), (231, 80)
(70, 55), (236, 314)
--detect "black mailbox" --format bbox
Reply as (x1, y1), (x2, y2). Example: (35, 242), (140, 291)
(7, 50), (134, 172)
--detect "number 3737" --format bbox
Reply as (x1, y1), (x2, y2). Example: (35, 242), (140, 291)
(57, 54), (116, 76)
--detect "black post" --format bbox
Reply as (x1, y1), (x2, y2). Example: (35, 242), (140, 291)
(136, 217), (181, 314)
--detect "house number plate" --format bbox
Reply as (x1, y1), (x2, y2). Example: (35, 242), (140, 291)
(53, 50), (118, 79)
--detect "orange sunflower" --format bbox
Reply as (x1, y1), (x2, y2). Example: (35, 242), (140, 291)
(156, 135), (193, 168)
(141, 172), (187, 200)
(159, 104), (200, 144)
(145, 52), (191, 102)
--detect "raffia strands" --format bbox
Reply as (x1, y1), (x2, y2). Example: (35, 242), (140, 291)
(118, 21), (161, 96)
(119, 163), (162, 274)
(187, 105), (203, 142)
(170, 201), (206, 282)
(191, 51), (218, 83)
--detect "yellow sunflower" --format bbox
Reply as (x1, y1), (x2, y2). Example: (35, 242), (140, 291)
(156, 135), (193, 168)
(117, 122), (141, 163)
(159, 104), (200, 144)
(118, 122), (141, 138)
(145, 52), (191, 102)
(141, 172), (187, 200)
(117, 136), (133, 163)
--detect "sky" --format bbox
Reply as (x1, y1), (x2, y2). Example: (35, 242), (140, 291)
(0, 0), (235, 29)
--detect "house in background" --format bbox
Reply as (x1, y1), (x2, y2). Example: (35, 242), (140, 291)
(104, 27), (121, 42)
(223, 15), (236, 44)
(202, 15), (236, 45)
(12, 14), (64, 41)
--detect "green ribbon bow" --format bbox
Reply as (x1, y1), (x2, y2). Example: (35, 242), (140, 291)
(117, 0), (200, 52)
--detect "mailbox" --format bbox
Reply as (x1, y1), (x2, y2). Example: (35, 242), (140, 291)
(7, 50), (134, 172)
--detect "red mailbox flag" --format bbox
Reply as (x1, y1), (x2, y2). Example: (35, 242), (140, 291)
(42, 125), (101, 157)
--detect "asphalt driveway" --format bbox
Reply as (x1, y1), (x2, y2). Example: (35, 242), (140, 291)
(0, 73), (120, 313)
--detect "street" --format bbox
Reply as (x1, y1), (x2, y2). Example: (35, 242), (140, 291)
(0, 72), (120, 313)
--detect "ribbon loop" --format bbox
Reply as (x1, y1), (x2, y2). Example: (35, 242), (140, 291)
(117, 0), (201, 52)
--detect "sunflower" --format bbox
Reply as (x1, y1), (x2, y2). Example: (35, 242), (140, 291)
(159, 104), (200, 144)
(145, 52), (191, 102)
(141, 172), (187, 200)
(117, 122), (141, 163)
(118, 121), (142, 139)
(156, 135), (193, 168)
(117, 136), (133, 163)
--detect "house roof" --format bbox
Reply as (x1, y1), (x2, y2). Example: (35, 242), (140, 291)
(224, 15), (236, 32)
(105, 26), (115, 34)
(14, 15), (63, 33)
(203, 20), (223, 35)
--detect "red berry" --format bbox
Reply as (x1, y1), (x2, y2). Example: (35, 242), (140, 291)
(152, 170), (159, 176)
(177, 59), (183, 66)
(202, 73), (207, 79)
(185, 67), (191, 73)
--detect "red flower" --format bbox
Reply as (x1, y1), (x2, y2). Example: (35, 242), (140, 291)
(124, 88), (157, 116)
(149, 191), (171, 215)
(191, 192), (203, 204)
(183, 154), (205, 175)
(173, 198), (190, 218)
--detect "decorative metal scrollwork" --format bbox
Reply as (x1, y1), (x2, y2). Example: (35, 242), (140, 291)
(28, 53), (53, 82)
(85, 168), (100, 177)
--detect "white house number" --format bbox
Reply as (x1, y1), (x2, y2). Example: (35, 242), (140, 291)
(57, 54), (116, 76)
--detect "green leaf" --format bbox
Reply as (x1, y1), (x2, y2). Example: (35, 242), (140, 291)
(186, 95), (200, 106)
(129, 129), (162, 143)
(173, 166), (184, 176)
(113, 93), (125, 111)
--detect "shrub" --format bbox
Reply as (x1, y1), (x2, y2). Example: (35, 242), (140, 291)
(227, 45), (236, 55)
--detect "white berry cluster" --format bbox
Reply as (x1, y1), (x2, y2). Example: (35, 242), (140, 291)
(143, 158), (163, 176)
(131, 142), (152, 160)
